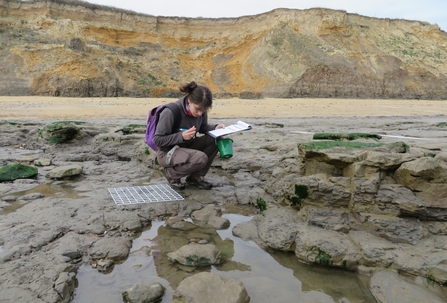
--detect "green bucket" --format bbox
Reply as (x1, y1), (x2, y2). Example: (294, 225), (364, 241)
(217, 138), (233, 159)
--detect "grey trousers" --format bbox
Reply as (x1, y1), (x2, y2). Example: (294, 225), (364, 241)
(156, 135), (218, 180)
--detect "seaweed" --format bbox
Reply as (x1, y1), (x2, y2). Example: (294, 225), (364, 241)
(185, 254), (211, 266)
(286, 184), (309, 207)
(256, 197), (267, 212)
(313, 132), (382, 141)
(307, 246), (333, 266)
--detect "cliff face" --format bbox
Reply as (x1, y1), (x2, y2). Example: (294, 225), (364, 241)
(1, 0), (447, 99)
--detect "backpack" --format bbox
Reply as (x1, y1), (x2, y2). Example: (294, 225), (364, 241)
(145, 102), (181, 151)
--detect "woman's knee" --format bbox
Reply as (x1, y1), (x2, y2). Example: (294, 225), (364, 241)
(195, 153), (208, 168)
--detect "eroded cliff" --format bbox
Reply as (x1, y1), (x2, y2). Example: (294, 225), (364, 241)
(1, 0), (447, 98)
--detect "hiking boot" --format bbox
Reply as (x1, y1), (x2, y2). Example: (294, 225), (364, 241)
(163, 168), (185, 190)
(168, 179), (186, 190)
(186, 176), (213, 190)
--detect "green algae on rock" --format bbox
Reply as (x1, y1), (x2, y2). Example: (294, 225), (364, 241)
(313, 133), (382, 141)
(38, 121), (85, 144)
(0, 163), (38, 181)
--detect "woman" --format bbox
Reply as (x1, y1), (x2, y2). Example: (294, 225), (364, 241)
(153, 81), (225, 190)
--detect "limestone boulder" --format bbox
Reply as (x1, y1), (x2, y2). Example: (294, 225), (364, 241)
(0, 163), (38, 181)
(172, 272), (250, 303)
(294, 226), (360, 270)
(122, 283), (165, 303)
(298, 141), (409, 169)
(256, 208), (304, 251)
(349, 231), (398, 267)
(370, 270), (447, 303)
(45, 164), (83, 179)
(167, 243), (220, 266)
(89, 237), (132, 261)
(38, 121), (84, 144)
(191, 204), (222, 221)
(362, 151), (416, 170)
(394, 157), (447, 190)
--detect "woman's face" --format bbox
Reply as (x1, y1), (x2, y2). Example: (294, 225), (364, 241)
(189, 102), (207, 117)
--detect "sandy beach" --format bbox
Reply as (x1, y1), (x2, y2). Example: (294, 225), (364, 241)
(1, 96), (447, 119)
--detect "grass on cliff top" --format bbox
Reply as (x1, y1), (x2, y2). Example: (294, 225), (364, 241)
(5, 0), (143, 16)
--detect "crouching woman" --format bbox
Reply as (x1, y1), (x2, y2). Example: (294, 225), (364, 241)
(153, 81), (224, 190)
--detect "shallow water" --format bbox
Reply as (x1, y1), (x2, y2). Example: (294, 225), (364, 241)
(73, 213), (376, 303)
(0, 183), (85, 215)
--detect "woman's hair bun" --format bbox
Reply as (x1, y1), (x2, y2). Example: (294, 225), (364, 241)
(180, 81), (197, 93)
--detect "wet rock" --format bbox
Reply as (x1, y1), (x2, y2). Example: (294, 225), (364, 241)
(170, 220), (198, 231)
(122, 283), (165, 303)
(0, 200), (9, 211)
(0, 163), (38, 181)
(191, 204), (222, 221)
(305, 206), (351, 232)
(232, 219), (264, 247)
(122, 219), (142, 232)
(1, 195), (17, 201)
(207, 216), (230, 229)
(45, 164), (83, 179)
(428, 261), (447, 285)
(390, 184), (447, 221)
(19, 193), (45, 200)
(62, 250), (82, 260)
(256, 208), (303, 251)
(96, 259), (114, 272)
(234, 185), (266, 205)
(295, 226), (360, 270)
(0, 287), (46, 303)
(90, 237), (132, 261)
(172, 272), (250, 303)
(63, 153), (101, 162)
(190, 205), (230, 229)
(53, 271), (77, 302)
(34, 158), (52, 166)
(166, 216), (184, 226)
(369, 270), (446, 303)
(395, 158), (447, 190)
(365, 215), (425, 245)
(167, 243), (220, 266)
(348, 231), (397, 267)
(38, 121), (83, 144)
(16, 154), (39, 164)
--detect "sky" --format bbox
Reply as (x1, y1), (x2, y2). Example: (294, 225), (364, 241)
(86, 0), (447, 32)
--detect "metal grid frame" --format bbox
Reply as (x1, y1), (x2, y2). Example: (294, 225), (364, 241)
(108, 184), (184, 205)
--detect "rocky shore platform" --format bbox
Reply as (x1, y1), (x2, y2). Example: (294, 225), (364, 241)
(0, 97), (447, 303)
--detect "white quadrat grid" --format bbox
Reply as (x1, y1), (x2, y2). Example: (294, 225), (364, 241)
(108, 184), (184, 205)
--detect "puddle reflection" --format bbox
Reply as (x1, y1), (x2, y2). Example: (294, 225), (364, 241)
(0, 183), (86, 215)
(73, 214), (376, 303)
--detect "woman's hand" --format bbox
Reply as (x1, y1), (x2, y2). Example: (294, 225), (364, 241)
(215, 124), (225, 130)
(182, 126), (197, 140)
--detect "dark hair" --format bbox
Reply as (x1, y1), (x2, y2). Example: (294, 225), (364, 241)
(180, 81), (212, 110)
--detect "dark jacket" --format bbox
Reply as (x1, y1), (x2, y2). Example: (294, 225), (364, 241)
(153, 97), (216, 152)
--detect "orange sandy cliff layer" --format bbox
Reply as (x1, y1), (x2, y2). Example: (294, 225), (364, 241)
(0, 0), (446, 99)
